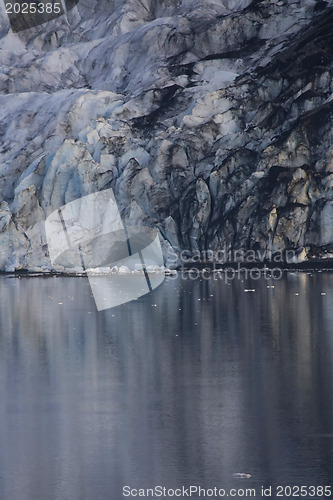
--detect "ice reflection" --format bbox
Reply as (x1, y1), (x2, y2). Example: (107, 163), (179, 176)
(0, 272), (332, 500)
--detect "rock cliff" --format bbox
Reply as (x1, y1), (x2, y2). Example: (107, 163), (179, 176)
(0, 0), (333, 271)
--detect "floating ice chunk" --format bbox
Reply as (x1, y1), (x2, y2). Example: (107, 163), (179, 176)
(118, 265), (131, 274)
(233, 473), (252, 479)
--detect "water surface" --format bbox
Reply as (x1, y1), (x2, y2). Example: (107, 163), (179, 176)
(0, 271), (332, 499)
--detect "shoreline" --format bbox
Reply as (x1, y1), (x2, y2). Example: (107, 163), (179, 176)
(1, 259), (333, 278)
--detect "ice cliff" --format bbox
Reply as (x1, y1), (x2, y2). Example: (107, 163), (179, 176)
(0, 0), (333, 271)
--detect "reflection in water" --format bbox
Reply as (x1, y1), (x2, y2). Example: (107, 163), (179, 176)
(0, 272), (332, 500)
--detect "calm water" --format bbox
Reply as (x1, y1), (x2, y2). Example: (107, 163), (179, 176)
(0, 271), (333, 500)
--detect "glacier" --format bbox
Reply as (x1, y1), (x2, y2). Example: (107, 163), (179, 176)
(0, 0), (333, 271)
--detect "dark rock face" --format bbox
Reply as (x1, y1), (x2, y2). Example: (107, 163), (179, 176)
(0, 0), (333, 270)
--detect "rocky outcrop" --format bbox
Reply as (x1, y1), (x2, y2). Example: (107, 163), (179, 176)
(0, 0), (333, 270)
